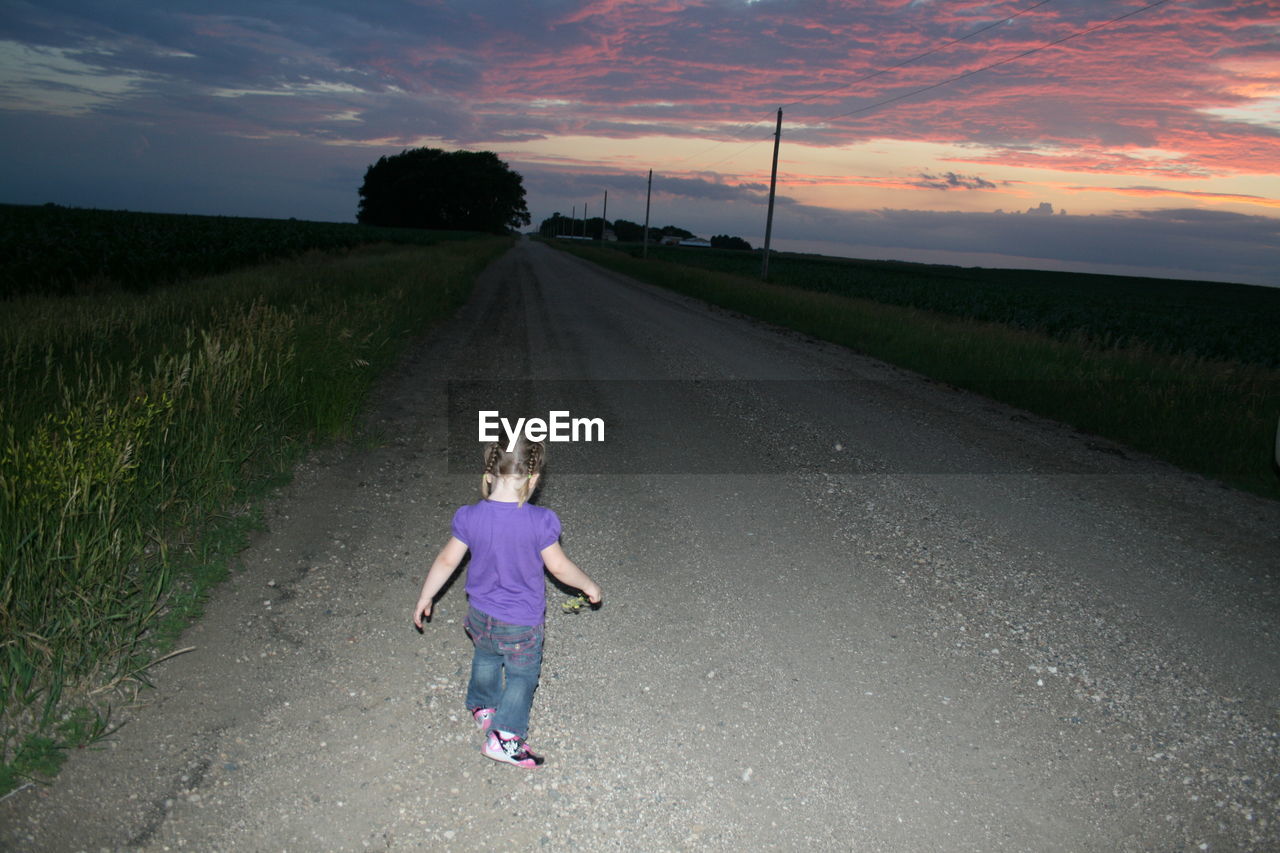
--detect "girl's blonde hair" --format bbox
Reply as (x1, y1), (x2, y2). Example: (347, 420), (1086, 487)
(481, 436), (546, 506)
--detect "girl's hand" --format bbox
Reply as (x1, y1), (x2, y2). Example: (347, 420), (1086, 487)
(412, 537), (469, 630)
(583, 581), (603, 605)
(412, 596), (433, 629)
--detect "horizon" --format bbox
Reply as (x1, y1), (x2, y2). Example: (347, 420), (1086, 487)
(2, 1), (1277, 287)
(10, 197), (1279, 291)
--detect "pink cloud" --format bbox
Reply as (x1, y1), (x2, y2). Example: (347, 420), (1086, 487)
(1068, 184), (1280, 210)
(5, 0), (1276, 220)
(442, 0), (1279, 187)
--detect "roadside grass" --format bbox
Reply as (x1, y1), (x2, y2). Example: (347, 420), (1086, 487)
(0, 238), (510, 793)
(554, 243), (1279, 500)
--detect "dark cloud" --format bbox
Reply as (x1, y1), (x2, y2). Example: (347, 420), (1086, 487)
(775, 205), (1280, 286)
(653, 174), (771, 203)
(0, 108), (373, 220)
(912, 171), (997, 191)
(519, 166), (775, 210)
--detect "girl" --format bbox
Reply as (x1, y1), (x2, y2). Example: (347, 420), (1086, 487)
(411, 436), (602, 768)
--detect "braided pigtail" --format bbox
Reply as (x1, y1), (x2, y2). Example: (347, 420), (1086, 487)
(480, 442), (503, 499)
(516, 440), (546, 506)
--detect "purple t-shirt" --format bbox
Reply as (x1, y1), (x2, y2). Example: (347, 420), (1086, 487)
(452, 499), (561, 625)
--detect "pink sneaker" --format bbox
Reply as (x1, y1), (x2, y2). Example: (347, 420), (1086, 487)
(482, 730), (544, 768)
(471, 707), (496, 732)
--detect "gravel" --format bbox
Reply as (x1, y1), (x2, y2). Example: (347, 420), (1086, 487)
(3, 239), (1277, 852)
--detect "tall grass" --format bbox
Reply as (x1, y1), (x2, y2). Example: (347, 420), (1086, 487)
(0, 239), (509, 784)
(558, 244), (1279, 499)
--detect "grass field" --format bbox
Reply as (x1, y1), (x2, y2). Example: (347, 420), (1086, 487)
(616, 244), (1280, 369)
(0, 233), (510, 791)
(554, 241), (1280, 500)
(0, 203), (487, 298)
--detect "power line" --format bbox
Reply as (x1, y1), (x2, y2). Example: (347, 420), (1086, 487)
(696, 133), (776, 173)
(668, 115), (775, 167)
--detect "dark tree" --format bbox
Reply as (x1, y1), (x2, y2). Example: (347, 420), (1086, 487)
(357, 148), (530, 233)
(538, 215), (697, 244)
(537, 213), (607, 238)
(611, 219), (651, 242)
(538, 212), (575, 237)
(711, 234), (753, 250)
(581, 217), (608, 239)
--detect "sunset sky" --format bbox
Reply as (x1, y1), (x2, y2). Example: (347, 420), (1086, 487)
(1, 0), (1277, 285)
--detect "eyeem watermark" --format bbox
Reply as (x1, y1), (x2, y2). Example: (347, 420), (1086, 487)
(479, 410), (605, 452)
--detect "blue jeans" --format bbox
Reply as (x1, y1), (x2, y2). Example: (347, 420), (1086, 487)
(463, 605), (544, 739)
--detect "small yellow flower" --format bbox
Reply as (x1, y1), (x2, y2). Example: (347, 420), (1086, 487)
(561, 594), (589, 615)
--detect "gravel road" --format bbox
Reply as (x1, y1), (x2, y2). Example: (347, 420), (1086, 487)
(4, 239), (1278, 852)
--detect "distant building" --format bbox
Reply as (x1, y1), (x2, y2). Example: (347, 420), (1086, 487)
(660, 235), (711, 247)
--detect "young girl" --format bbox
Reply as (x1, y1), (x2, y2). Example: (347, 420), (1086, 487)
(411, 436), (602, 768)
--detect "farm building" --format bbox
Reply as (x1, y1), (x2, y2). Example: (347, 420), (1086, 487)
(659, 235), (711, 247)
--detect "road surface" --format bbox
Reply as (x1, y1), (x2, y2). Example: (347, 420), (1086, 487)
(4, 239), (1278, 851)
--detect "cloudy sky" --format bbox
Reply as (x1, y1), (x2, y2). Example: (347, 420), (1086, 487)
(1, 0), (1277, 285)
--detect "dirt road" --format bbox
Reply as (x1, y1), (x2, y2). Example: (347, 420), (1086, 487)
(4, 239), (1278, 851)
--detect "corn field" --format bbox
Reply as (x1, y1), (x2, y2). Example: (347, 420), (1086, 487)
(0, 237), (509, 786)
(0, 203), (486, 298)
(618, 245), (1280, 369)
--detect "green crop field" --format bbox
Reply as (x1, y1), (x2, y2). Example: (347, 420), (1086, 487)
(0, 203), (487, 298)
(0, 222), (509, 792)
(614, 244), (1280, 369)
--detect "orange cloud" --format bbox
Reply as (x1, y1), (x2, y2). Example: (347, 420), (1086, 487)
(1068, 184), (1280, 209)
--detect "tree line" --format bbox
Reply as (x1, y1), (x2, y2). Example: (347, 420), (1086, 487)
(538, 213), (752, 250)
(354, 146), (752, 250)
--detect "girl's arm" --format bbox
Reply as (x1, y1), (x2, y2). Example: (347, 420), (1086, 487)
(412, 536), (469, 628)
(541, 542), (602, 604)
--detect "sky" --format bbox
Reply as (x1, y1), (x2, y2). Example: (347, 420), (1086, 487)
(1, 0), (1278, 286)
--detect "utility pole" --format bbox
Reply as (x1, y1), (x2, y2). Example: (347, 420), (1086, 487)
(643, 169), (652, 258)
(761, 107), (782, 280)
(571, 204), (576, 238)
(583, 202), (588, 238)
(601, 190), (608, 241)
